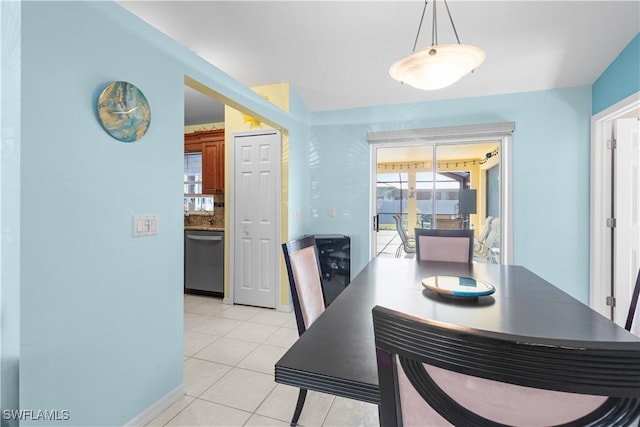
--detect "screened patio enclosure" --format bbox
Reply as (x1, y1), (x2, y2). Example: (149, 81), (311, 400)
(375, 142), (501, 262)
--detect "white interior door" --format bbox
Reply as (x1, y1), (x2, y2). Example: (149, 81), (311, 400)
(232, 130), (281, 308)
(613, 118), (640, 331)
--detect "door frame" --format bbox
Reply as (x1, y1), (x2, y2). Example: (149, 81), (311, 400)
(227, 129), (282, 309)
(367, 122), (515, 264)
(590, 91), (640, 319)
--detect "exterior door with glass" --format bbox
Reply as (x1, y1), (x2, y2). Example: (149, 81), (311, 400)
(373, 142), (502, 263)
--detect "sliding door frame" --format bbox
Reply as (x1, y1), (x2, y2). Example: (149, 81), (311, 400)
(367, 122), (515, 264)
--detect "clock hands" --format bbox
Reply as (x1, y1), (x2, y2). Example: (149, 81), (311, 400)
(112, 106), (139, 115)
(97, 81), (150, 142)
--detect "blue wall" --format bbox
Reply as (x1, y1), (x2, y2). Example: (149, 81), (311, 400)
(285, 86), (312, 239)
(21, 2), (184, 425)
(18, 2), (299, 426)
(306, 87), (592, 302)
(592, 33), (640, 114)
(1, 1), (22, 424)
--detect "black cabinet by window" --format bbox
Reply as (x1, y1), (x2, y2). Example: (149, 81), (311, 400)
(307, 234), (350, 306)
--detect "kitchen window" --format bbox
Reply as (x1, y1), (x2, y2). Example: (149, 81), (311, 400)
(184, 153), (202, 194)
(184, 153), (214, 211)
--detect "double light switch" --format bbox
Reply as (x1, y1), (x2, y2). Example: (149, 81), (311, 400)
(133, 215), (159, 237)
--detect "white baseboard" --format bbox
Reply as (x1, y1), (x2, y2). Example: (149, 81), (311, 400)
(223, 297), (232, 305)
(124, 384), (184, 427)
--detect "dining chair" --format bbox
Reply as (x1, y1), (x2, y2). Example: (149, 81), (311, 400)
(414, 228), (474, 263)
(393, 214), (416, 258)
(372, 305), (640, 427)
(625, 268), (640, 334)
(474, 217), (500, 261)
(281, 235), (327, 426)
(472, 216), (494, 252)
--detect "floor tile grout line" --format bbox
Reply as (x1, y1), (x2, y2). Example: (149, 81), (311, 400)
(183, 301), (296, 425)
(177, 295), (379, 427)
(241, 412), (289, 427)
(320, 395), (339, 427)
(222, 323), (289, 346)
(184, 307), (295, 326)
(186, 354), (278, 379)
(195, 376), (279, 420)
(157, 396), (194, 427)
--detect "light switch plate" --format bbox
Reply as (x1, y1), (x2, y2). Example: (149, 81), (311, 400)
(133, 215), (159, 237)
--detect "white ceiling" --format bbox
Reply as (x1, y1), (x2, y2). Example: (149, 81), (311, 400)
(117, 1), (640, 125)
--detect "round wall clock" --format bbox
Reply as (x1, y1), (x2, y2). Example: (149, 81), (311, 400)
(97, 81), (151, 142)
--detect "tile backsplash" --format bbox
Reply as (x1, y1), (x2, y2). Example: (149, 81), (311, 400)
(184, 212), (224, 229)
(184, 194), (224, 229)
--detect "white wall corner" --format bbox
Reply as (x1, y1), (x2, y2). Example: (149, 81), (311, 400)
(277, 303), (293, 313)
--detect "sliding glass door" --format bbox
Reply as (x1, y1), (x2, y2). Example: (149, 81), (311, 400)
(375, 146), (433, 257)
(374, 141), (501, 263)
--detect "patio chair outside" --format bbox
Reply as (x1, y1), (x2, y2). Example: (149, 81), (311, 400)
(393, 214), (415, 258)
(474, 217), (500, 262)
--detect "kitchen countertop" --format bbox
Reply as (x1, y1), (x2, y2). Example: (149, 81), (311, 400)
(184, 225), (224, 232)
(184, 211), (224, 231)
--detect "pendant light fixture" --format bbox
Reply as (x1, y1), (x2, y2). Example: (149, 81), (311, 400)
(389, 0), (485, 90)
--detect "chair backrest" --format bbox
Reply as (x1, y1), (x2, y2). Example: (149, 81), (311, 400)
(486, 217), (500, 245)
(414, 228), (473, 263)
(475, 217), (501, 257)
(393, 215), (411, 245)
(372, 305), (640, 427)
(476, 216), (494, 243)
(625, 268), (640, 334)
(282, 236), (326, 337)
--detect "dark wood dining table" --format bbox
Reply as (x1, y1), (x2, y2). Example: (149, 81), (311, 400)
(274, 257), (640, 404)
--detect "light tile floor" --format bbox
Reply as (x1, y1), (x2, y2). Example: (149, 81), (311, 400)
(147, 294), (379, 427)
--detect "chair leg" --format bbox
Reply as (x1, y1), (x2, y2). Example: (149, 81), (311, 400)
(291, 388), (307, 426)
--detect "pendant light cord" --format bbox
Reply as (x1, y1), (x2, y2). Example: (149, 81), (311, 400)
(411, 0), (463, 53)
(411, 1), (429, 53)
(432, 0), (437, 46)
(443, 0), (462, 45)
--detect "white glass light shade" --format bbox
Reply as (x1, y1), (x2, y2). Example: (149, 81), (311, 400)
(389, 44), (485, 90)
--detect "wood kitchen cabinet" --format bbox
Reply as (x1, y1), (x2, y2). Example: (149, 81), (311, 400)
(184, 133), (203, 152)
(184, 129), (225, 193)
(202, 139), (225, 193)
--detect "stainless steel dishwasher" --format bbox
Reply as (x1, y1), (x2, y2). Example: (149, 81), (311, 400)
(184, 230), (224, 295)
